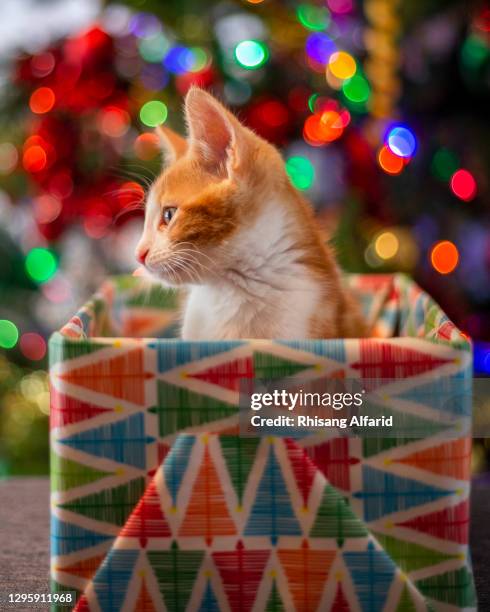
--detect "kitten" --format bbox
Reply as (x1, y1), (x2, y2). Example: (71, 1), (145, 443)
(135, 87), (366, 340)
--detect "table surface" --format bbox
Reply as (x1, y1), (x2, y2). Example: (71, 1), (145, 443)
(1, 478), (488, 609)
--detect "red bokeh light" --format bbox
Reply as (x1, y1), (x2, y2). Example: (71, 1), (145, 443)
(430, 240), (459, 274)
(450, 169), (477, 201)
(19, 333), (47, 361)
(29, 87), (56, 114)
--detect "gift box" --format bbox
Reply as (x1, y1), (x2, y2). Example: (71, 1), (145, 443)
(50, 274), (476, 611)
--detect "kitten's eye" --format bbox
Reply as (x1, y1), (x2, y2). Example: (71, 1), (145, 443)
(161, 207), (177, 226)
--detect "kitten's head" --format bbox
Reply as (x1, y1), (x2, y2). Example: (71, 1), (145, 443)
(135, 87), (293, 286)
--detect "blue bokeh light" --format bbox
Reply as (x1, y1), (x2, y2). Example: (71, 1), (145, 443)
(305, 33), (336, 65)
(386, 126), (417, 158)
(164, 46), (195, 75)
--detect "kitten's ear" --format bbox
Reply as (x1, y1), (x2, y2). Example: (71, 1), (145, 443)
(155, 125), (188, 164)
(184, 87), (245, 177)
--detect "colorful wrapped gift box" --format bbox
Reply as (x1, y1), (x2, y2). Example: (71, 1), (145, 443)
(49, 274), (476, 611)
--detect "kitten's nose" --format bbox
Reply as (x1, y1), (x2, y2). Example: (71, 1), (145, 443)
(136, 248), (149, 265)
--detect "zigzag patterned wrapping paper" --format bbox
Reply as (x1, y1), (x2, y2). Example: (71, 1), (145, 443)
(49, 274), (476, 611)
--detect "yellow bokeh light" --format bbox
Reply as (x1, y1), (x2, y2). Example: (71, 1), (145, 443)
(375, 231), (399, 260)
(328, 51), (356, 80)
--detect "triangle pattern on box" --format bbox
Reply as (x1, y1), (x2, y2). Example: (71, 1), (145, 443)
(415, 567), (476, 608)
(305, 438), (358, 492)
(355, 466), (454, 521)
(343, 542), (396, 612)
(397, 500), (469, 544)
(332, 582), (350, 610)
(50, 386), (112, 428)
(284, 438), (317, 508)
(277, 339), (346, 363)
(150, 341), (244, 373)
(244, 444), (301, 544)
(73, 593), (89, 612)
(179, 445), (236, 544)
(59, 413), (154, 469)
(310, 484), (368, 546)
(147, 544), (204, 611)
(135, 578), (157, 612)
(361, 404), (450, 459)
(189, 356), (254, 392)
(92, 549), (139, 612)
(162, 434), (196, 506)
(395, 375), (471, 416)
(50, 453), (112, 492)
(394, 437), (471, 480)
(219, 436), (261, 506)
(59, 348), (152, 405)
(351, 341), (452, 385)
(265, 580), (286, 611)
(212, 542), (270, 612)
(60, 477), (146, 527)
(150, 381), (237, 437)
(396, 584), (418, 612)
(120, 480), (171, 546)
(253, 351), (313, 378)
(56, 554), (107, 581)
(51, 517), (112, 556)
(278, 540), (335, 611)
(198, 581), (220, 612)
(50, 338), (108, 365)
(373, 532), (457, 573)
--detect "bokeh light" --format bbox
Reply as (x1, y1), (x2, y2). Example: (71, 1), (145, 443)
(327, 0), (353, 13)
(138, 33), (170, 63)
(0, 320), (19, 349)
(430, 240), (459, 274)
(303, 110), (344, 145)
(305, 33), (336, 65)
(23, 145), (47, 173)
(164, 46), (195, 74)
(134, 132), (160, 160)
(139, 100), (168, 127)
(328, 51), (356, 80)
(375, 231), (399, 259)
(33, 194), (62, 224)
(378, 145), (404, 175)
(0, 143), (18, 175)
(450, 169), (477, 201)
(19, 333), (46, 361)
(235, 40), (268, 69)
(25, 248), (58, 283)
(341, 74), (370, 103)
(97, 106), (130, 138)
(29, 87), (56, 114)
(285, 156), (315, 190)
(30, 52), (55, 77)
(386, 125), (417, 158)
(431, 148), (459, 181)
(297, 4), (330, 31)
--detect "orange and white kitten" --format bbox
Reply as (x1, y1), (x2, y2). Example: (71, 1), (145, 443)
(135, 87), (366, 340)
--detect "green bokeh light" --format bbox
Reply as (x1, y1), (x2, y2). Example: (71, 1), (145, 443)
(308, 93), (319, 113)
(234, 40), (269, 70)
(461, 35), (488, 69)
(140, 100), (168, 127)
(138, 33), (170, 63)
(190, 47), (208, 72)
(342, 75), (370, 103)
(431, 148), (460, 181)
(286, 156), (315, 190)
(297, 4), (330, 31)
(25, 248), (57, 283)
(0, 320), (19, 349)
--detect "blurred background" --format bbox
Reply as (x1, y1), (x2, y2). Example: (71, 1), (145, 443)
(0, 0), (488, 477)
